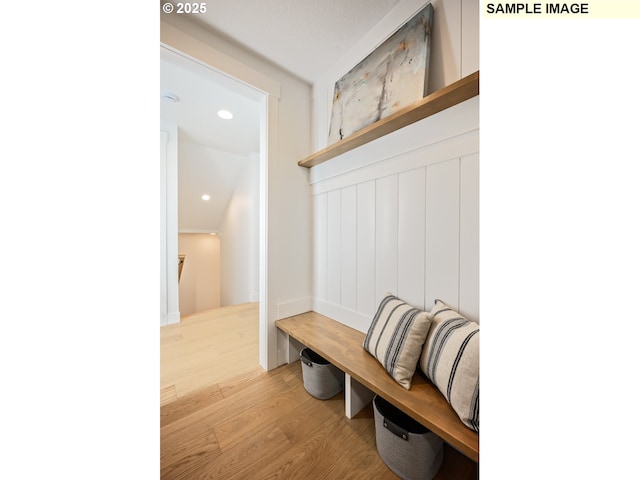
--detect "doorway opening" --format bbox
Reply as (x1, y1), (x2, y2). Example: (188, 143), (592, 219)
(160, 44), (269, 394)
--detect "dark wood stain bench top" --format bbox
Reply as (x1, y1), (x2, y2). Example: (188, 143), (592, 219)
(276, 311), (479, 463)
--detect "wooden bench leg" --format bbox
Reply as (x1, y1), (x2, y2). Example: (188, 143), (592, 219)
(345, 374), (376, 419)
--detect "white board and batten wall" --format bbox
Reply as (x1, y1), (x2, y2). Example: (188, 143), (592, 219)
(309, 0), (479, 331)
(310, 97), (479, 331)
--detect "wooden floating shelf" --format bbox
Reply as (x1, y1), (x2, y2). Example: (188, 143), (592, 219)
(299, 70), (480, 168)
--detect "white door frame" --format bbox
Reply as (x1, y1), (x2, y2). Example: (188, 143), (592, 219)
(160, 22), (282, 370)
(160, 122), (180, 327)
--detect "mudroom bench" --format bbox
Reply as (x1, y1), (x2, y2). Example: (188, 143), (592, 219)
(275, 311), (480, 463)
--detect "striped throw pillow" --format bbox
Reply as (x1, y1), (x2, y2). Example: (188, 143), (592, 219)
(419, 300), (479, 432)
(363, 293), (434, 390)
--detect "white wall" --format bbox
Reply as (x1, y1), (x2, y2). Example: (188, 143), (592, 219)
(178, 233), (221, 316)
(178, 140), (251, 234)
(312, 0), (480, 152)
(309, 0), (480, 330)
(311, 98), (479, 331)
(219, 153), (260, 306)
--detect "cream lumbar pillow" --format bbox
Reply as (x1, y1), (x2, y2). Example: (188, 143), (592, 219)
(419, 299), (479, 432)
(363, 293), (434, 390)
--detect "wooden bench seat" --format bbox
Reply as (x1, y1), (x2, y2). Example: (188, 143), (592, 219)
(276, 311), (479, 463)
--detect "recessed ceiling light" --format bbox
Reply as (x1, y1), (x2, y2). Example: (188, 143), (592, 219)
(217, 110), (233, 120)
(201, 194), (210, 200)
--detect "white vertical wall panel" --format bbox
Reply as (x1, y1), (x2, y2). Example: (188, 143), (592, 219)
(309, 100), (479, 332)
(398, 168), (427, 310)
(425, 159), (460, 311)
(327, 190), (341, 305)
(341, 186), (357, 311)
(314, 193), (328, 301)
(375, 175), (399, 303)
(459, 153), (480, 322)
(357, 181), (376, 317)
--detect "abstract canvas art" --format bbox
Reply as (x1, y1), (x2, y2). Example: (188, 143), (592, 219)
(328, 3), (434, 145)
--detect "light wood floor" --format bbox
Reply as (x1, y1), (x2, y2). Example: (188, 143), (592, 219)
(161, 302), (260, 405)
(160, 303), (478, 479)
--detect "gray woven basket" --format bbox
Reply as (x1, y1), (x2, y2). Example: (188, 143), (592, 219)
(300, 348), (344, 400)
(373, 395), (444, 480)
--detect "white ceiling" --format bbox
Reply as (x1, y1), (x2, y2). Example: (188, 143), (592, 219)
(161, 47), (261, 233)
(190, 0), (404, 84)
(160, 0), (404, 232)
(160, 47), (261, 156)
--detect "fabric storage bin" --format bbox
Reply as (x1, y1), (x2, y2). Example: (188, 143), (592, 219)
(373, 395), (444, 480)
(300, 348), (344, 400)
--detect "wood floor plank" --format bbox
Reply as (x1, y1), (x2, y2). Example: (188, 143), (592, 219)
(161, 365), (292, 442)
(177, 422), (293, 480)
(160, 304), (478, 479)
(305, 403), (396, 479)
(160, 414), (221, 478)
(160, 302), (259, 398)
(257, 414), (345, 479)
(160, 333), (183, 345)
(217, 365), (269, 398)
(278, 392), (346, 444)
(214, 381), (307, 451)
(160, 385), (177, 407)
(161, 383), (224, 428)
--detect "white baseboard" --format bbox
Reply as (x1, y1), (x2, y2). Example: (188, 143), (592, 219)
(311, 299), (372, 334)
(167, 311), (180, 325)
(277, 297), (312, 320)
